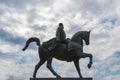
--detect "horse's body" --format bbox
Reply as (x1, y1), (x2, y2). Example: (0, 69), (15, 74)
(22, 31), (93, 78)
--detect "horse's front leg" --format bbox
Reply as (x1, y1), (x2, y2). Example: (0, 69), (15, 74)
(81, 53), (93, 69)
(74, 60), (83, 78)
(46, 58), (61, 78)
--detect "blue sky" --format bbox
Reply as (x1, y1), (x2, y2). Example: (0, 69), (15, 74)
(0, 0), (120, 80)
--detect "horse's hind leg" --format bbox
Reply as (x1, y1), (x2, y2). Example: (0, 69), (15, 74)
(46, 58), (61, 78)
(33, 59), (46, 78)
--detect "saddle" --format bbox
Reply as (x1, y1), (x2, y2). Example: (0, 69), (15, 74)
(43, 38), (56, 51)
(44, 38), (69, 52)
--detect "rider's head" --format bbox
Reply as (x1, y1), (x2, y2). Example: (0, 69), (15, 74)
(59, 23), (64, 29)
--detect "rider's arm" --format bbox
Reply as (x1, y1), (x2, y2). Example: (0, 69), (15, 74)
(56, 28), (61, 41)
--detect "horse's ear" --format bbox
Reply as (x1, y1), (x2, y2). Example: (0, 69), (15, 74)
(88, 30), (91, 33)
(89, 27), (94, 33)
(89, 30), (91, 33)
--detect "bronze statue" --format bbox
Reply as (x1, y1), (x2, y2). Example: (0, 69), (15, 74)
(22, 23), (93, 78)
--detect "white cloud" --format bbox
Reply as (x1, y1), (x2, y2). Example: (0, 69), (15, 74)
(104, 75), (120, 80)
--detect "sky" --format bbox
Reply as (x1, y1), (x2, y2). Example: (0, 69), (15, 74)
(0, 0), (120, 80)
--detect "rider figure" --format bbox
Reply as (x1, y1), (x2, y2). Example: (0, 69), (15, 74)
(56, 23), (72, 52)
(56, 23), (68, 43)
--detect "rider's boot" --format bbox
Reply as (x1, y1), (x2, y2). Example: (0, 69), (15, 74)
(68, 42), (73, 52)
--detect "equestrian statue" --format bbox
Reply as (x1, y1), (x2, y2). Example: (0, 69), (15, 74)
(22, 23), (93, 78)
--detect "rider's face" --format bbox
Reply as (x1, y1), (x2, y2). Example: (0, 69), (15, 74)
(59, 24), (64, 29)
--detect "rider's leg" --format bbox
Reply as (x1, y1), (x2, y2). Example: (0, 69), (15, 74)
(68, 41), (73, 51)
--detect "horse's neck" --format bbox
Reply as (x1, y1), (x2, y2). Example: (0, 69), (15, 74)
(77, 38), (83, 46)
(71, 37), (83, 46)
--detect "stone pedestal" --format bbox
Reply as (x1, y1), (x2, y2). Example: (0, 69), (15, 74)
(30, 78), (93, 80)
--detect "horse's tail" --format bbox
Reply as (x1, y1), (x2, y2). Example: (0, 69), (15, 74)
(22, 37), (40, 51)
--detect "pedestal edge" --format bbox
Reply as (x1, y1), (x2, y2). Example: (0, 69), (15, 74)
(30, 77), (93, 80)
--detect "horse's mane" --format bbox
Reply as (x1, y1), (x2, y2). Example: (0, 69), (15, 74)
(71, 31), (85, 41)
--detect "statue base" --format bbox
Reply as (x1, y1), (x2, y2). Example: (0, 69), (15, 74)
(30, 78), (93, 80)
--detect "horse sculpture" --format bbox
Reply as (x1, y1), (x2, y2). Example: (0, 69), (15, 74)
(22, 30), (93, 78)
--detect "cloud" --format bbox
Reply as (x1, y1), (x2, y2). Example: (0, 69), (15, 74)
(92, 52), (120, 80)
(0, 0), (52, 9)
(0, 29), (25, 45)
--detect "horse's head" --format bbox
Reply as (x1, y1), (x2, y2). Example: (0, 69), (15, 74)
(81, 31), (91, 45)
(71, 30), (91, 45)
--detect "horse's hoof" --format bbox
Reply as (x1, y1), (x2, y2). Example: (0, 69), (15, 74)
(80, 76), (83, 78)
(22, 48), (25, 51)
(56, 75), (61, 78)
(33, 75), (36, 78)
(87, 63), (92, 69)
